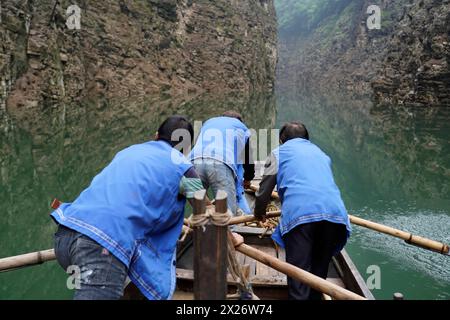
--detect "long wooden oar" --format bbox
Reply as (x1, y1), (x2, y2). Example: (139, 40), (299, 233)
(0, 249), (56, 272)
(231, 236), (366, 300)
(248, 186), (450, 255)
(0, 230), (197, 273)
(349, 215), (449, 254)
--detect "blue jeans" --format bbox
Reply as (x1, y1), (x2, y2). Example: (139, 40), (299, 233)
(54, 225), (128, 300)
(193, 159), (237, 215)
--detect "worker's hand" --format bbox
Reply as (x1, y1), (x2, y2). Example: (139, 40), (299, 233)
(231, 233), (244, 247)
(243, 180), (252, 190)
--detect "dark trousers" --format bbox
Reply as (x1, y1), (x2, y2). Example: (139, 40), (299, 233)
(54, 225), (128, 300)
(283, 221), (347, 300)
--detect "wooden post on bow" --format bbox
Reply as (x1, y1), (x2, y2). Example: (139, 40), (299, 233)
(193, 190), (228, 300)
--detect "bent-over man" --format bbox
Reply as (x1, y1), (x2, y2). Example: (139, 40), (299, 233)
(190, 111), (255, 216)
(51, 116), (204, 300)
(254, 121), (351, 300)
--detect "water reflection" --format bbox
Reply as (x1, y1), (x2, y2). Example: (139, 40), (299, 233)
(276, 92), (450, 207)
(0, 92), (276, 299)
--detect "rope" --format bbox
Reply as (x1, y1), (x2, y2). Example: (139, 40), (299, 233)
(187, 207), (232, 231)
(179, 226), (191, 243)
(226, 231), (256, 300)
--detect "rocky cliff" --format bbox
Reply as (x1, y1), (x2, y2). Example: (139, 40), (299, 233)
(276, 0), (450, 107)
(0, 0), (277, 118)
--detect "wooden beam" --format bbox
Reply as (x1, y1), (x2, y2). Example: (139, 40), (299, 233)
(214, 190), (228, 213)
(229, 211), (281, 225)
(193, 190), (228, 300)
(192, 189), (207, 217)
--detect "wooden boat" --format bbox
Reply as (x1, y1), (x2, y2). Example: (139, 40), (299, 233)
(123, 206), (374, 300)
(174, 225), (374, 300)
(123, 163), (374, 300)
(173, 167), (375, 300)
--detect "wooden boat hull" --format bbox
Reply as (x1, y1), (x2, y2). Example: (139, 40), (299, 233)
(174, 225), (374, 300)
(173, 167), (374, 300)
(123, 218), (374, 300)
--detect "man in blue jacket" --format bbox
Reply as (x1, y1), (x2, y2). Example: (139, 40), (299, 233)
(254, 121), (351, 300)
(190, 111), (255, 216)
(51, 116), (205, 300)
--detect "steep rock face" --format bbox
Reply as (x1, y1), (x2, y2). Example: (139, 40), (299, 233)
(372, 0), (450, 106)
(0, 0), (277, 119)
(276, 0), (450, 107)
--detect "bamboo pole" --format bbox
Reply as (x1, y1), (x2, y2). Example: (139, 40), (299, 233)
(233, 241), (366, 300)
(1, 225), (193, 273)
(228, 212), (282, 225)
(349, 215), (449, 254)
(1, 225), (195, 273)
(249, 185), (450, 255)
(0, 249), (56, 272)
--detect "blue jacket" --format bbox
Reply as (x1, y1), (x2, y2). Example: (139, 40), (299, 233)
(190, 117), (250, 176)
(51, 141), (192, 299)
(271, 138), (351, 251)
(190, 117), (251, 213)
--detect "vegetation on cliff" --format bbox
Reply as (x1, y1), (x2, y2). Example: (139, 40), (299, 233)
(276, 0), (353, 36)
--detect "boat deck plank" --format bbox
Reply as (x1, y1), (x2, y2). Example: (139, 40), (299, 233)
(247, 255), (257, 279)
(236, 251), (247, 266)
(253, 244), (275, 278)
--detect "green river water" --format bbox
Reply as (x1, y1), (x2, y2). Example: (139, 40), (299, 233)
(0, 90), (449, 300)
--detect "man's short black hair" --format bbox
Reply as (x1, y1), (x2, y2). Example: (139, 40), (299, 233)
(279, 121), (309, 144)
(223, 110), (243, 122)
(157, 116), (194, 147)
